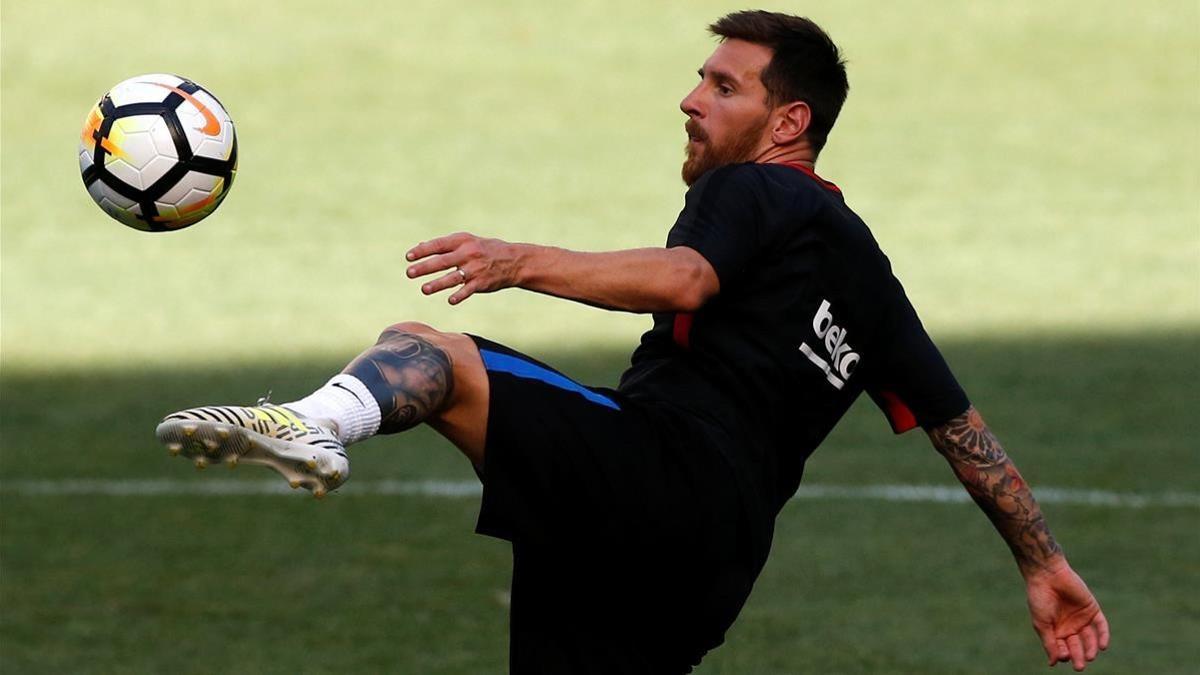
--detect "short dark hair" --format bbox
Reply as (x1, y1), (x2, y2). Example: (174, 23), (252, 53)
(709, 11), (848, 155)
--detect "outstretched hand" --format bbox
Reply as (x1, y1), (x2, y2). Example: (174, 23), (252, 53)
(1025, 561), (1110, 671)
(406, 232), (522, 305)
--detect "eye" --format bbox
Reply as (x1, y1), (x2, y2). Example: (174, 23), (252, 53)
(717, 84), (733, 96)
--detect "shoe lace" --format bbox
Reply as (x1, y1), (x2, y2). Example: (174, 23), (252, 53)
(256, 390), (273, 407)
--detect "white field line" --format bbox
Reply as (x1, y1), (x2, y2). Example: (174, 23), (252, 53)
(1, 479), (1197, 508)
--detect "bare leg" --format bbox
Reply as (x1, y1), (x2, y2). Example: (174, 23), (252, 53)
(341, 322), (489, 465)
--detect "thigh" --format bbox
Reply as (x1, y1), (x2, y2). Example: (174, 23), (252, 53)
(467, 336), (658, 548)
(465, 336), (744, 555)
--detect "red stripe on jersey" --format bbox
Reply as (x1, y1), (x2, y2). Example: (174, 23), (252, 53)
(877, 389), (918, 434)
(673, 312), (694, 349)
(780, 162), (842, 194)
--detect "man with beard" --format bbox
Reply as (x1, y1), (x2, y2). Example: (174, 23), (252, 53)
(157, 10), (1109, 674)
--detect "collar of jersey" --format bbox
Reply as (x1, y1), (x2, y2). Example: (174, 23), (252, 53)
(777, 161), (842, 195)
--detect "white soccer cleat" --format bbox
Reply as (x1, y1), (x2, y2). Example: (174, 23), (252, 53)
(155, 402), (349, 498)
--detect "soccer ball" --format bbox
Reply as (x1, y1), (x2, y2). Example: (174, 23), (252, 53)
(78, 73), (238, 232)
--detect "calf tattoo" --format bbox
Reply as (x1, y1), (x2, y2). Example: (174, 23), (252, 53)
(343, 328), (454, 434)
(928, 407), (1063, 572)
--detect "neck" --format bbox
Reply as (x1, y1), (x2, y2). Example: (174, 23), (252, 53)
(753, 144), (814, 168)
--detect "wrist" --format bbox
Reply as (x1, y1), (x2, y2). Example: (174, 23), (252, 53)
(1020, 553), (1070, 582)
(508, 242), (534, 287)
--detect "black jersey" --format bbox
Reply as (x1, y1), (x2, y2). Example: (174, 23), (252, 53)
(618, 162), (969, 552)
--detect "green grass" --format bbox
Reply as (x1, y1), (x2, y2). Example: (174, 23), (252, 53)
(3, 335), (1198, 673)
(2, 0), (1198, 672)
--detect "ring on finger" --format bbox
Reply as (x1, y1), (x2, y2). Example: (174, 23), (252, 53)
(456, 268), (468, 282)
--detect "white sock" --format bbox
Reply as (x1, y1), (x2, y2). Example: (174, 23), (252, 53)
(283, 374), (381, 445)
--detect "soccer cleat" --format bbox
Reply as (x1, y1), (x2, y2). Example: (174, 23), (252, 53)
(155, 402), (349, 497)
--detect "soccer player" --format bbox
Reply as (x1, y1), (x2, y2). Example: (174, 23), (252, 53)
(157, 10), (1109, 673)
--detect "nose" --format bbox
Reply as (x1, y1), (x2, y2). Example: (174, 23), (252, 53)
(680, 84), (703, 118)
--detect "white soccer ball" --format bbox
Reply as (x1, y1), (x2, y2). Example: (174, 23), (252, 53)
(78, 73), (238, 232)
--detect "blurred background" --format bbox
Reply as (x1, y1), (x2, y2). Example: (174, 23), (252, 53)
(2, 0), (1197, 672)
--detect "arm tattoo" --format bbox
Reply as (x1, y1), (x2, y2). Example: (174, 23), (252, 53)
(343, 329), (454, 434)
(928, 407), (1063, 573)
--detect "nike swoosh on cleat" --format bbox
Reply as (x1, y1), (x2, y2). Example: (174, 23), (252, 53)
(144, 82), (222, 136)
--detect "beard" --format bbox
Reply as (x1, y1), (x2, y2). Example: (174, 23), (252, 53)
(681, 115), (769, 186)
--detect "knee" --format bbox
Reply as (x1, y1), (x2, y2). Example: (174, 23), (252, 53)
(377, 322), (475, 360)
(379, 321), (439, 341)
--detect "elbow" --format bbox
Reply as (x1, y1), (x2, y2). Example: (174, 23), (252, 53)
(671, 260), (714, 313)
(674, 287), (706, 313)
(652, 246), (717, 313)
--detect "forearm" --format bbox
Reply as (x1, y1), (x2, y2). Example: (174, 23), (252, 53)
(405, 232), (717, 311)
(512, 243), (714, 313)
(928, 406), (1064, 577)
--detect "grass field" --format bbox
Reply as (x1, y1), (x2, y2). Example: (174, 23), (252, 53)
(2, 0), (1198, 673)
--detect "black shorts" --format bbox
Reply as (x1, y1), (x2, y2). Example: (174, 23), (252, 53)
(469, 336), (759, 674)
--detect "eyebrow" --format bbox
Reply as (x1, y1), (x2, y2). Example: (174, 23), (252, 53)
(697, 67), (740, 87)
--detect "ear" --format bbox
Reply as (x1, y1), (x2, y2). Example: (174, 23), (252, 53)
(771, 101), (811, 145)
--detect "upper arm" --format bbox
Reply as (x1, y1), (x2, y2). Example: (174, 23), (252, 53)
(864, 275), (970, 434)
(666, 165), (763, 291)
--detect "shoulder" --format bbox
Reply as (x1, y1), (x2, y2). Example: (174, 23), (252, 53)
(687, 163), (762, 198)
(692, 163), (836, 204)
(685, 163), (799, 209)
(680, 164), (853, 242)
(758, 163), (843, 203)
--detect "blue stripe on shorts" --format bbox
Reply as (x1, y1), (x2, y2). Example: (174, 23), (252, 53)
(479, 349), (620, 410)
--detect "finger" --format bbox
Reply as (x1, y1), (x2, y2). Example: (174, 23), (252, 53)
(1094, 610), (1110, 651)
(407, 251), (467, 279)
(448, 280), (478, 305)
(1066, 634), (1085, 671)
(420, 270), (468, 295)
(1056, 638), (1070, 663)
(1038, 630), (1059, 666)
(406, 233), (468, 262)
(1080, 625), (1099, 662)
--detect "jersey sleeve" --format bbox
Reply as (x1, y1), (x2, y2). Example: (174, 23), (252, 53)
(665, 165), (763, 287)
(865, 277), (970, 434)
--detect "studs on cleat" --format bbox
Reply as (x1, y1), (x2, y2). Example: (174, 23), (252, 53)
(167, 442), (183, 456)
(289, 479), (301, 489)
(313, 487), (327, 499)
(182, 424), (197, 437)
(216, 427), (230, 439)
(305, 458), (318, 470)
(203, 439), (220, 453)
(226, 457), (238, 468)
(194, 457), (209, 470)
(330, 471), (341, 482)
